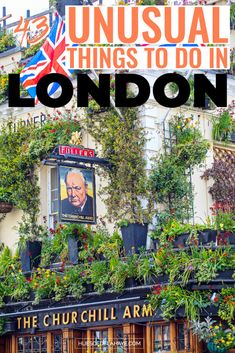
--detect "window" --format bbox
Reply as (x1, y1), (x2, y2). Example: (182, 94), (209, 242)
(154, 324), (171, 352)
(93, 330), (109, 353)
(114, 328), (124, 353)
(177, 323), (191, 351)
(17, 335), (47, 353)
(53, 334), (62, 353)
(48, 167), (59, 228)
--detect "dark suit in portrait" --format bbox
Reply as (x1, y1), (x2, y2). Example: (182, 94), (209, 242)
(62, 194), (93, 217)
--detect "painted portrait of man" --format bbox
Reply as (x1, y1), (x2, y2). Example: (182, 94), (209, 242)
(60, 166), (96, 223)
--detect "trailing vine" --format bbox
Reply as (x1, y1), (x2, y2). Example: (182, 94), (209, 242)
(83, 80), (152, 223)
(150, 113), (210, 229)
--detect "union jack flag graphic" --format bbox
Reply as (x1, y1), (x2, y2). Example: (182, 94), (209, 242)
(20, 13), (71, 102)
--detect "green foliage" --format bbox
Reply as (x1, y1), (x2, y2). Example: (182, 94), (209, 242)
(84, 81), (151, 223)
(22, 40), (45, 59)
(1, 222), (235, 321)
(218, 288), (235, 323)
(89, 261), (110, 294)
(168, 75), (195, 106)
(64, 265), (86, 299)
(150, 113), (209, 228)
(0, 64), (27, 105)
(169, 113), (210, 168)
(191, 318), (235, 351)
(149, 285), (209, 321)
(0, 319), (5, 336)
(0, 246), (30, 304)
(0, 114), (81, 232)
(231, 4), (235, 22)
(40, 223), (92, 267)
(0, 31), (16, 53)
(212, 111), (234, 142)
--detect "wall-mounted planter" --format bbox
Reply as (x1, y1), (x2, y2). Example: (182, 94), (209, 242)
(125, 277), (140, 288)
(120, 223), (148, 255)
(0, 201), (13, 213)
(68, 236), (82, 265)
(173, 233), (189, 248)
(20, 241), (42, 273)
(155, 274), (169, 284)
(217, 231), (235, 246)
(230, 132), (235, 142)
(229, 233), (235, 244)
(152, 239), (160, 250)
(215, 269), (234, 280)
(85, 283), (94, 293)
(198, 229), (217, 245)
(217, 231), (231, 246)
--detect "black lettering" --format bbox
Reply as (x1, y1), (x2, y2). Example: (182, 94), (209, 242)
(36, 73), (73, 108)
(153, 73), (190, 108)
(194, 74), (227, 108)
(8, 74), (35, 107)
(115, 74), (150, 107)
(40, 113), (47, 125)
(33, 116), (40, 126)
(77, 74), (110, 107)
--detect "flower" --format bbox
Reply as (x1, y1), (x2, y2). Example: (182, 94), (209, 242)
(49, 129), (56, 133)
(220, 223), (224, 230)
(153, 284), (162, 295)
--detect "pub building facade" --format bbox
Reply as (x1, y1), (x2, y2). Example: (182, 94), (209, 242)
(0, 287), (202, 353)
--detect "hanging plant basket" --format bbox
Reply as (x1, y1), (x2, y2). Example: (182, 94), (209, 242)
(0, 201), (13, 214)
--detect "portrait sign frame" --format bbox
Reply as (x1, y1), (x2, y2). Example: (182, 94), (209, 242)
(58, 165), (96, 224)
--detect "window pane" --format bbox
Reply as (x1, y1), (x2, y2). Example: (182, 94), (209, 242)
(51, 168), (58, 189)
(154, 325), (171, 352)
(51, 190), (58, 200)
(94, 330), (109, 353)
(33, 336), (40, 353)
(17, 335), (48, 353)
(51, 200), (58, 213)
(177, 323), (185, 351)
(114, 329), (124, 353)
(17, 337), (23, 353)
(41, 336), (47, 353)
(163, 325), (171, 351)
(54, 334), (62, 353)
(102, 330), (108, 353)
(154, 326), (161, 352)
(50, 167), (59, 217)
(24, 337), (31, 353)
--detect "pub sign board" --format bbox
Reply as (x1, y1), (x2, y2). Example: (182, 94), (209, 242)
(16, 302), (154, 333)
(58, 145), (95, 158)
(59, 165), (96, 224)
